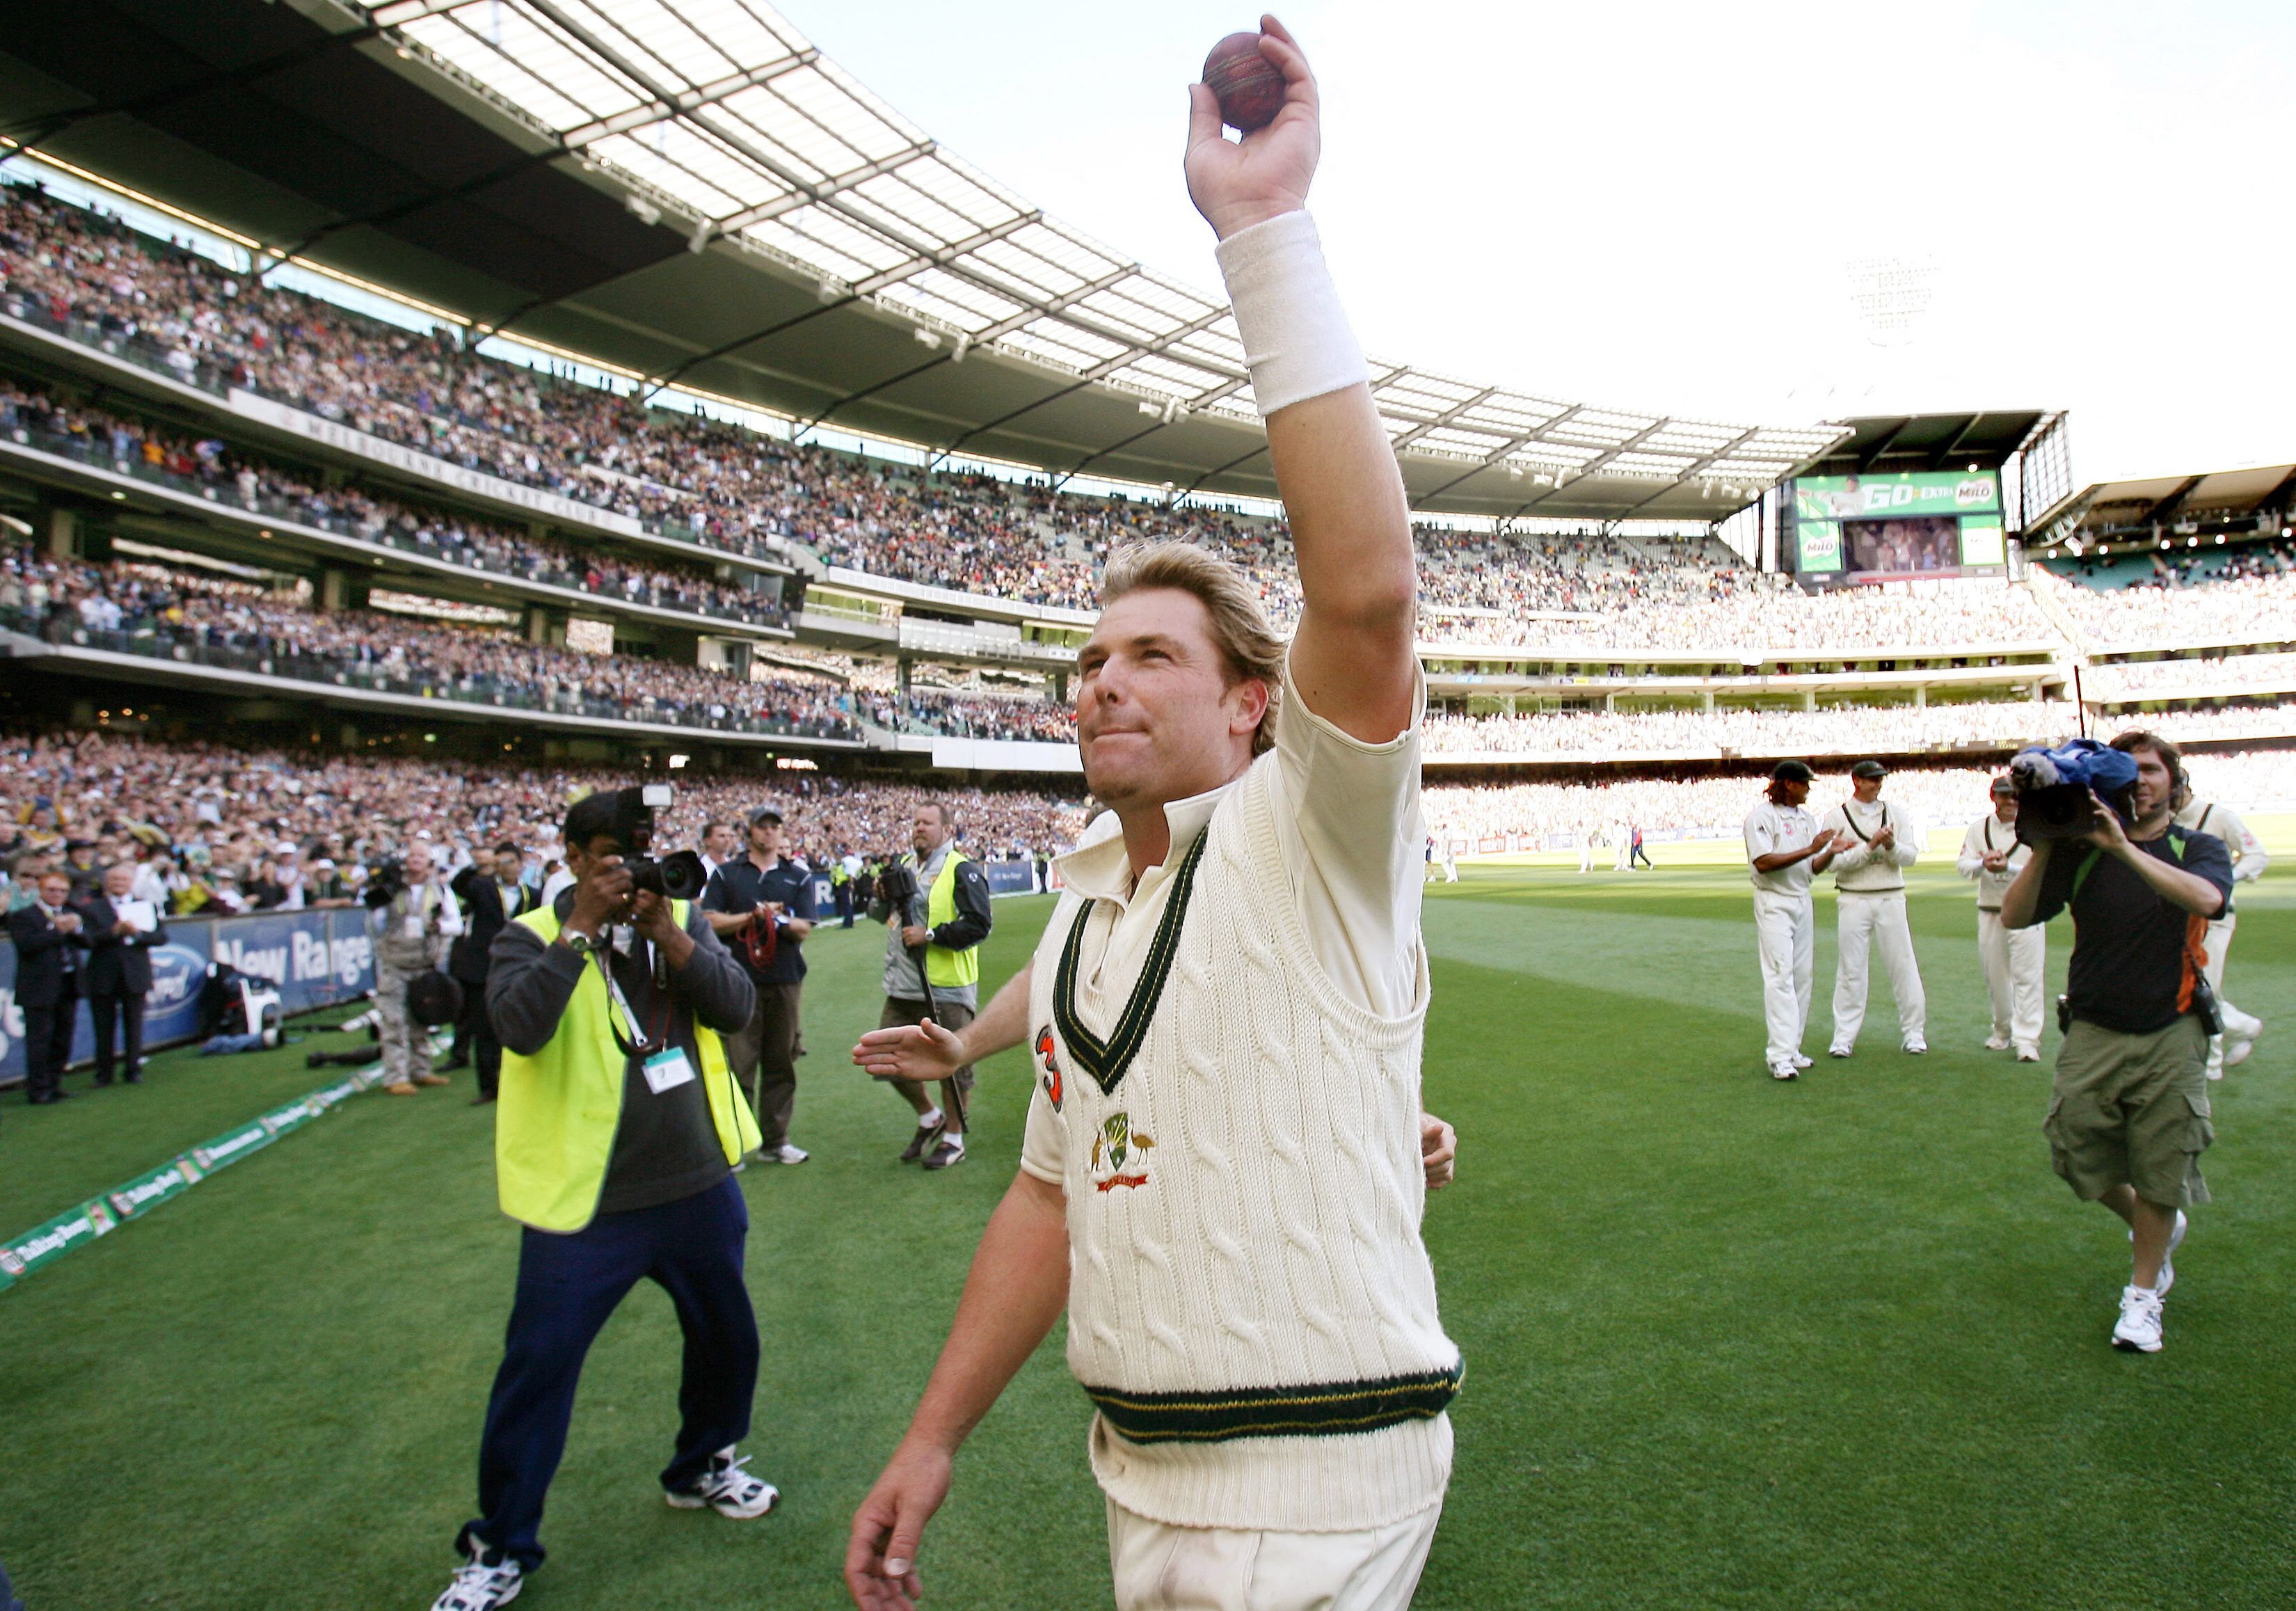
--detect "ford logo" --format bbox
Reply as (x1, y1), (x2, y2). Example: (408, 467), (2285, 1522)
(146, 944), (207, 1010)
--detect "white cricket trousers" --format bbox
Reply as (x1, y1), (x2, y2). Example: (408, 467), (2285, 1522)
(1977, 910), (2046, 1051)
(2201, 913), (2264, 1077)
(1832, 891), (1925, 1050)
(1107, 1497), (1440, 1611)
(1753, 890), (1815, 1068)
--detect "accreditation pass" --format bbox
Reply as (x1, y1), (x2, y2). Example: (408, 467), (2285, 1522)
(641, 1046), (698, 1094)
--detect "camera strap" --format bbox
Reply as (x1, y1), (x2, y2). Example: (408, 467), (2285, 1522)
(593, 949), (670, 1060)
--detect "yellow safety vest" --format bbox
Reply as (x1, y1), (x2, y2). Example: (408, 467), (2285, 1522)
(923, 851), (979, 989)
(496, 900), (760, 1232)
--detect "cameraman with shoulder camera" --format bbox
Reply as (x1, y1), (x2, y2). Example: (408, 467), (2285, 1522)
(2001, 731), (2232, 1356)
(429, 786), (770, 1611)
(368, 843), (452, 1097)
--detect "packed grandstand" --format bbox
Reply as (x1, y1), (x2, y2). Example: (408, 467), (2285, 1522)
(2, 159), (2293, 868)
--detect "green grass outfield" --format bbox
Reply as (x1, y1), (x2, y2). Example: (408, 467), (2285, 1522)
(3, 866), (2290, 1610)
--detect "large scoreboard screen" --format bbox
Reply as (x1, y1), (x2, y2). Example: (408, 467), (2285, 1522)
(1789, 470), (2006, 582)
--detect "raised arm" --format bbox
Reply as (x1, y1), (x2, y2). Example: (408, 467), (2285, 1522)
(1188, 17), (1416, 743)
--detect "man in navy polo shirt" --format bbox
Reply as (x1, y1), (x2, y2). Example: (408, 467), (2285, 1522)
(703, 805), (815, 1164)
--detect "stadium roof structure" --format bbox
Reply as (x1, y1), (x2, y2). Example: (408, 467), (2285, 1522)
(1792, 411), (2060, 478)
(2026, 461), (2296, 552)
(0, 0), (1847, 522)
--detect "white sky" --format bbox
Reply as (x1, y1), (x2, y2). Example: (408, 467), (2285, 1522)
(797, 0), (2296, 487)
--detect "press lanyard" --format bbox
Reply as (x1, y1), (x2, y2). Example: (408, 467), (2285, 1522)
(593, 941), (671, 1059)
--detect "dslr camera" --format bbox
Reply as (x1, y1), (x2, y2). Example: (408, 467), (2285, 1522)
(362, 855), (407, 908)
(610, 784), (709, 903)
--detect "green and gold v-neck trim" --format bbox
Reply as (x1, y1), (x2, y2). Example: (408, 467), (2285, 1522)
(1053, 828), (1210, 1097)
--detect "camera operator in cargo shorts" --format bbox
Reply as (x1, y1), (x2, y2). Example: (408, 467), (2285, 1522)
(2000, 731), (2232, 1356)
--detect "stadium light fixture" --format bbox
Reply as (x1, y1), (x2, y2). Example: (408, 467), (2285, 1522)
(914, 327), (941, 349)
(623, 193), (661, 227)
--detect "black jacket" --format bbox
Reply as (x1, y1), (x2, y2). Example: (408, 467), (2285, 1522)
(448, 870), (525, 984)
(76, 892), (168, 996)
(7, 900), (89, 1006)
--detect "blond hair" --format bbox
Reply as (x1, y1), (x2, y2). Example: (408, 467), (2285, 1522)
(1100, 540), (1285, 755)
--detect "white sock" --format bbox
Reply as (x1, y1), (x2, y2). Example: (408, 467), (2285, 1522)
(918, 1106), (943, 1128)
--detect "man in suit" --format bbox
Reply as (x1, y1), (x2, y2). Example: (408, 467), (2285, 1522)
(448, 843), (527, 1104)
(8, 871), (88, 1105)
(77, 860), (167, 1086)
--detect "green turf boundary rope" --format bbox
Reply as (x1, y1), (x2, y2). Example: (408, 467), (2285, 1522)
(0, 1040), (441, 1295)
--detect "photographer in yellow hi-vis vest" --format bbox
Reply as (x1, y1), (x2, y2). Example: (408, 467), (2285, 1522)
(867, 801), (993, 1172)
(427, 786), (771, 1611)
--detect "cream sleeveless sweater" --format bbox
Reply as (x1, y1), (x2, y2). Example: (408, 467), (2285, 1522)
(1026, 753), (1459, 1532)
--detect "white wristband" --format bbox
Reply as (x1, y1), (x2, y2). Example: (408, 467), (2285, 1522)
(1214, 209), (1369, 418)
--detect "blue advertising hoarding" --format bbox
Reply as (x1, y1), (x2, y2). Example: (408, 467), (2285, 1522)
(0, 907), (376, 1085)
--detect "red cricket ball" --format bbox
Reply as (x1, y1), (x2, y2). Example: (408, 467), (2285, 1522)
(1202, 32), (1286, 133)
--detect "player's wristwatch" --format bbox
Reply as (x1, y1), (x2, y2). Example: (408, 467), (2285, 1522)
(561, 926), (600, 958)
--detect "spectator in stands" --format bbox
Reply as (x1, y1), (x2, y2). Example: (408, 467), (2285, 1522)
(8, 871), (88, 1106)
(77, 859), (166, 1086)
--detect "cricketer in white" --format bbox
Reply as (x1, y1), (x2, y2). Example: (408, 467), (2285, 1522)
(843, 19), (1461, 1610)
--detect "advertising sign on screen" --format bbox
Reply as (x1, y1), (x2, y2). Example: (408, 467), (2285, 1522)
(1793, 470), (2000, 524)
(1796, 520), (1843, 574)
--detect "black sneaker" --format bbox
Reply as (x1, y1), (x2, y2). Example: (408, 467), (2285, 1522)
(922, 1138), (966, 1170)
(900, 1120), (945, 1164)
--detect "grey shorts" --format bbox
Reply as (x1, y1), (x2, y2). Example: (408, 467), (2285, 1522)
(2045, 1015), (2213, 1207)
(877, 995), (977, 1093)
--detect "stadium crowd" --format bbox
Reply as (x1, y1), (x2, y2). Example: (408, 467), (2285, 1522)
(0, 181), (2109, 658)
(1421, 748), (2296, 846)
(0, 729), (1086, 919)
(1424, 701), (2073, 758)
(2036, 562), (2296, 651)
(2084, 651), (2296, 698)
(0, 379), (786, 628)
(0, 543), (854, 740)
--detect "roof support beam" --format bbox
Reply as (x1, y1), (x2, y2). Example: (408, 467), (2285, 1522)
(1607, 425), (1765, 521)
(700, 137), (933, 241)
(1387, 386), (1498, 452)
(1408, 406), (1585, 510)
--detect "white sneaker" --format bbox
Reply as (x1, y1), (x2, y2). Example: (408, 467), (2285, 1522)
(1902, 1039), (1929, 1056)
(431, 1548), (523, 1610)
(2224, 1037), (2254, 1070)
(1769, 1061), (1799, 1081)
(2014, 1045), (2041, 1063)
(1984, 1035), (2011, 1051)
(2112, 1285), (2165, 1353)
(1792, 1052), (1814, 1069)
(2131, 1209), (2187, 1296)
(1828, 1045), (1852, 1058)
(667, 1447), (780, 1519)
(757, 1143), (810, 1164)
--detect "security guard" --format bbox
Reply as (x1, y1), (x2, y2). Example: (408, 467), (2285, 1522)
(868, 801), (992, 1170)
(429, 787), (771, 1611)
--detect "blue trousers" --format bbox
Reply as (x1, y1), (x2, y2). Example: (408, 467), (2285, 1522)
(459, 1175), (757, 1571)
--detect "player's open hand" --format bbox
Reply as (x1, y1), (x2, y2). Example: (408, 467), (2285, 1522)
(1421, 1111), (1457, 1191)
(1186, 15), (1319, 240)
(854, 1019), (968, 1082)
(845, 1440), (952, 1610)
